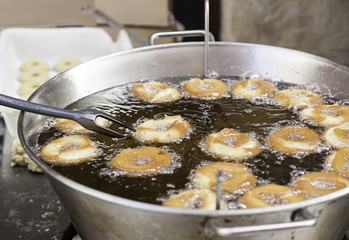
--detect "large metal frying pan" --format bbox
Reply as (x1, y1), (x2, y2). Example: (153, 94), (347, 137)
(18, 42), (349, 240)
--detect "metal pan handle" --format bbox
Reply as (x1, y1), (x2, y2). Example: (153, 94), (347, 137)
(206, 209), (317, 237)
(148, 30), (215, 46)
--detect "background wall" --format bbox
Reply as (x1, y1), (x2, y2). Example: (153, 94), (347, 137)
(220, 0), (349, 66)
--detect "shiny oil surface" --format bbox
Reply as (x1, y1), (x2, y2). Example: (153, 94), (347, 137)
(37, 76), (338, 207)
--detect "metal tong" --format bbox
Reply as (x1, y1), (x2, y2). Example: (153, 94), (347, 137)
(0, 93), (134, 138)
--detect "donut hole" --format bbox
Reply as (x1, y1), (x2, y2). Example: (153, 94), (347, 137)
(223, 137), (240, 147)
(310, 181), (337, 190)
(257, 192), (288, 206)
(246, 83), (259, 90)
(144, 85), (161, 94)
(287, 134), (306, 141)
(321, 109), (339, 117)
(132, 157), (153, 165)
(184, 196), (205, 209)
(197, 83), (213, 90)
(221, 171), (234, 181)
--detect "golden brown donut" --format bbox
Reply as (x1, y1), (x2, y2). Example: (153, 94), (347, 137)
(55, 116), (109, 134)
(41, 135), (99, 165)
(194, 162), (257, 193)
(268, 126), (320, 157)
(273, 89), (324, 109)
(53, 58), (82, 73)
(241, 184), (305, 208)
(293, 172), (349, 198)
(135, 115), (191, 143)
(204, 128), (261, 161)
(163, 189), (224, 210)
(300, 104), (349, 127)
(110, 147), (172, 177)
(18, 70), (50, 84)
(183, 78), (227, 100)
(325, 148), (349, 178)
(131, 82), (181, 103)
(322, 123), (349, 149)
(20, 58), (50, 71)
(230, 79), (277, 100)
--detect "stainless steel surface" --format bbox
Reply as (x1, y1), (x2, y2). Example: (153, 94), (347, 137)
(18, 42), (349, 240)
(0, 93), (133, 138)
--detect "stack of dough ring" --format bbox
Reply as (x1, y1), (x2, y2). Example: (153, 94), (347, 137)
(110, 147), (172, 177)
(55, 115), (109, 134)
(268, 126), (320, 157)
(18, 58), (51, 99)
(163, 189), (224, 210)
(203, 128), (261, 161)
(131, 82), (181, 103)
(53, 57), (82, 73)
(194, 162), (257, 193)
(41, 135), (99, 166)
(183, 78), (227, 100)
(325, 148), (349, 177)
(241, 184), (305, 208)
(230, 79), (277, 100)
(300, 104), (349, 127)
(293, 172), (349, 198)
(273, 89), (324, 109)
(135, 115), (191, 143)
(321, 123), (349, 149)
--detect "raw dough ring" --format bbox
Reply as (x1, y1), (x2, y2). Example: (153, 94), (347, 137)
(326, 147), (349, 177)
(54, 58), (82, 73)
(230, 79), (276, 100)
(322, 123), (349, 149)
(194, 162), (257, 193)
(183, 78), (227, 100)
(110, 147), (172, 177)
(300, 104), (349, 127)
(268, 126), (320, 157)
(41, 135), (99, 165)
(163, 189), (224, 210)
(293, 172), (349, 198)
(18, 70), (50, 84)
(131, 82), (181, 103)
(204, 128), (261, 161)
(273, 89), (324, 109)
(135, 115), (190, 143)
(55, 116), (109, 134)
(241, 184), (305, 208)
(20, 58), (50, 71)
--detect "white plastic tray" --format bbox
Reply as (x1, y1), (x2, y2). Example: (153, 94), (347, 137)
(0, 27), (132, 137)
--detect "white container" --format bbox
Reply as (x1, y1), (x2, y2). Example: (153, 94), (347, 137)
(0, 27), (132, 137)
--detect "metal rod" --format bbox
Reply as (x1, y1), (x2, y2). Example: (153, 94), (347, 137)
(216, 170), (223, 210)
(204, 0), (210, 78)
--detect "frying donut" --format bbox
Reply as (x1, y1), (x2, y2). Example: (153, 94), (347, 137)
(230, 79), (277, 100)
(300, 104), (349, 127)
(321, 123), (349, 149)
(194, 162), (257, 193)
(163, 189), (224, 210)
(41, 135), (99, 165)
(18, 70), (50, 84)
(183, 78), (227, 100)
(131, 82), (181, 103)
(325, 148), (349, 177)
(135, 115), (190, 143)
(203, 128), (261, 161)
(55, 116), (109, 134)
(293, 172), (349, 198)
(241, 184), (305, 208)
(268, 126), (320, 157)
(110, 147), (172, 177)
(20, 58), (50, 71)
(273, 89), (324, 109)
(54, 58), (82, 73)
